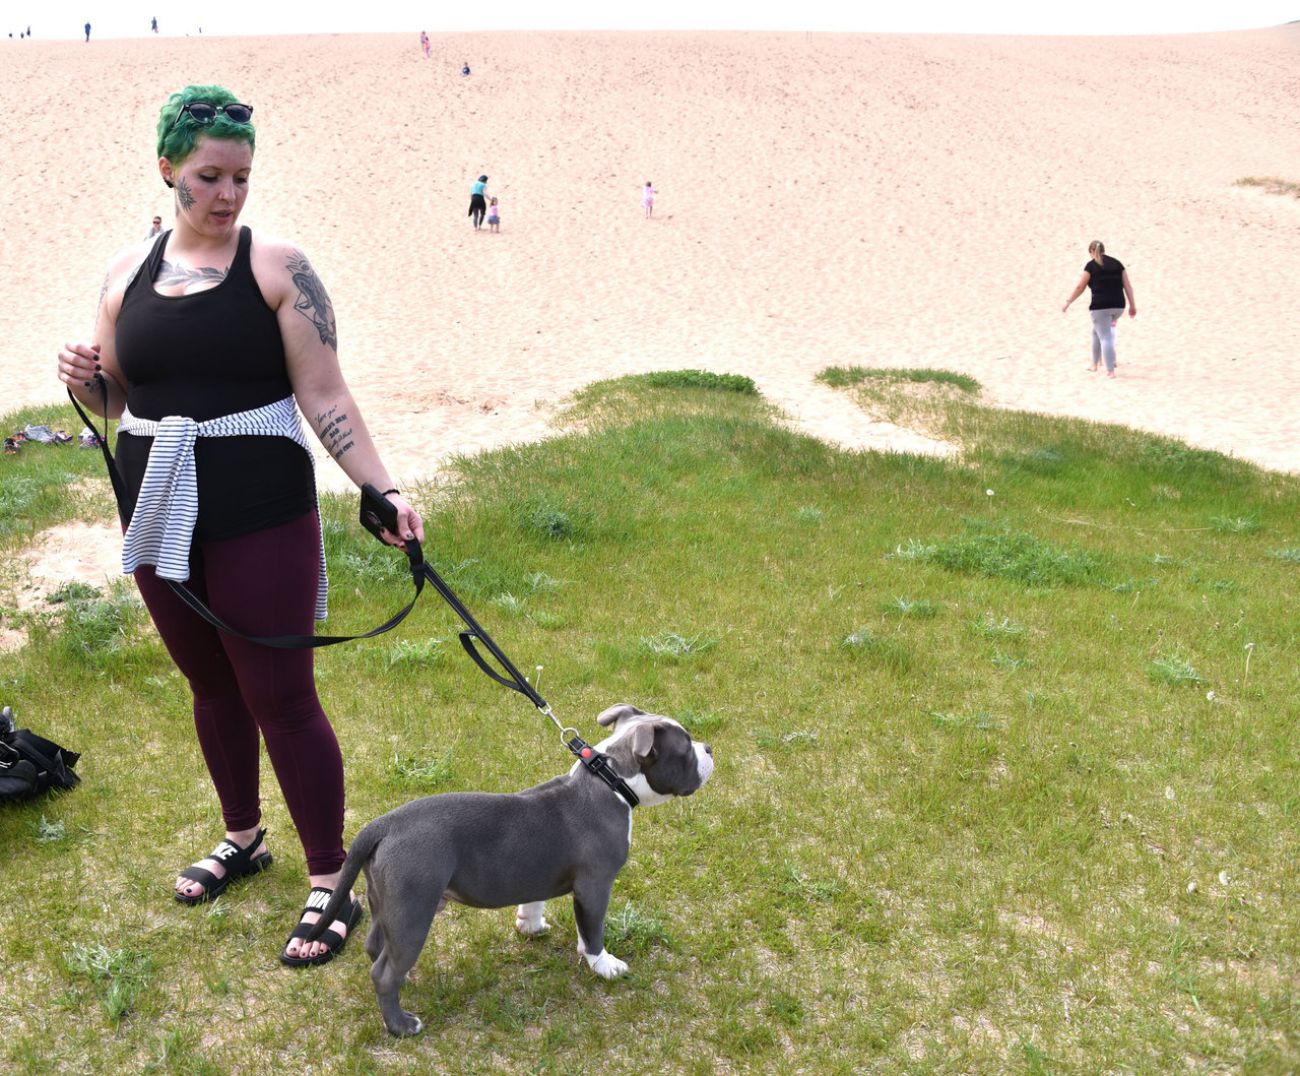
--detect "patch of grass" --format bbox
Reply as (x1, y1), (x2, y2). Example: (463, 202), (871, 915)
(922, 526), (1107, 588)
(971, 614), (1026, 638)
(1210, 515), (1262, 535)
(489, 592), (527, 617)
(64, 943), (153, 1026)
(54, 588), (144, 662)
(1236, 175), (1300, 198)
(1268, 546), (1300, 563)
(381, 637), (445, 668)
(33, 815), (67, 842)
(817, 366), (981, 394)
(519, 499), (582, 540)
(45, 581), (101, 604)
(1148, 655), (1207, 687)
(883, 596), (939, 618)
(634, 369), (758, 394)
(676, 708), (725, 736)
(755, 729), (819, 750)
(639, 631), (718, 659)
(388, 749), (455, 789)
(603, 902), (672, 953)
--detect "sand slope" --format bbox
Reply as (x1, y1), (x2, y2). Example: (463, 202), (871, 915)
(3, 29), (1298, 488)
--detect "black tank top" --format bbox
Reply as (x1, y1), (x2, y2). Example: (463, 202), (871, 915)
(115, 227), (315, 542)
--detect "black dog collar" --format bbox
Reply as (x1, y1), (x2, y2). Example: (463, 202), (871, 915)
(566, 735), (640, 809)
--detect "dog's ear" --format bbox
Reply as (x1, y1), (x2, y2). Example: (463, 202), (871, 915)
(629, 722), (656, 762)
(596, 703), (645, 728)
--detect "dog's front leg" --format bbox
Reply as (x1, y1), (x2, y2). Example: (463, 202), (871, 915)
(573, 879), (627, 978)
(514, 901), (549, 935)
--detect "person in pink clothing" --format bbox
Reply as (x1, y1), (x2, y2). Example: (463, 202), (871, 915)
(643, 181), (657, 218)
(419, 31), (430, 59)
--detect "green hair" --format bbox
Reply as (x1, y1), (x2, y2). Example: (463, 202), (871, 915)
(155, 84), (256, 164)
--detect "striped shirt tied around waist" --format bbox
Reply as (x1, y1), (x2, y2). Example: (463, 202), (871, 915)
(118, 395), (329, 620)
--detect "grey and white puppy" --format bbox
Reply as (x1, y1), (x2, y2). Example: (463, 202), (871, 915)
(306, 703), (714, 1036)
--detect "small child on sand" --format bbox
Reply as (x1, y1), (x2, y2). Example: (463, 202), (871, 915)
(643, 181), (657, 218)
(487, 196), (500, 233)
(419, 31), (430, 59)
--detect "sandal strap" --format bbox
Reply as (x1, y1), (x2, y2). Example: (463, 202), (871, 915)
(301, 886), (335, 916)
(206, 826), (267, 872)
(178, 864), (222, 889)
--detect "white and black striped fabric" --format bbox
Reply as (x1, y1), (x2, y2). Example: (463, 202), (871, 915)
(118, 396), (328, 620)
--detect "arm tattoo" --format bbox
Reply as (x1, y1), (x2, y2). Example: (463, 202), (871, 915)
(175, 177), (195, 211)
(156, 260), (229, 288)
(314, 405), (355, 462)
(95, 274), (108, 319)
(287, 251), (338, 351)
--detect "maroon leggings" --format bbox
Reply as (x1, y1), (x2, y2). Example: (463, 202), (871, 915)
(133, 511), (345, 874)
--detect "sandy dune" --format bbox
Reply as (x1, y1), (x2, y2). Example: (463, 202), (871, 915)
(3, 28), (1298, 491)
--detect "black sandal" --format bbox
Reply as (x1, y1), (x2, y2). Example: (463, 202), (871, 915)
(279, 886), (363, 967)
(174, 827), (272, 906)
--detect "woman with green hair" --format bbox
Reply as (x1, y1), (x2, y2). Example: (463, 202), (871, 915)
(57, 85), (423, 966)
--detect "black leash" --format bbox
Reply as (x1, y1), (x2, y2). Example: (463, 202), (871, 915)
(68, 383), (639, 807)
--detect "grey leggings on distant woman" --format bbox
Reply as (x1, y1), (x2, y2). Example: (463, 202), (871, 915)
(1090, 308), (1124, 372)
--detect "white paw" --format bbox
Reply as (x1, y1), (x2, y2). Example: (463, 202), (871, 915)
(514, 913), (549, 935)
(585, 950), (629, 979)
(514, 903), (549, 935)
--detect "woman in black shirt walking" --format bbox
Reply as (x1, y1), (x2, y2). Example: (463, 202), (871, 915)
(1062, 240), (1137, 377)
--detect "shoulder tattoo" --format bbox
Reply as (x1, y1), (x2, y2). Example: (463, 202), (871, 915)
(287, 251), (338, 352)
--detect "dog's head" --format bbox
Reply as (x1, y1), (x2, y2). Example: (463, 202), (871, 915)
(589, 703), (714, 807)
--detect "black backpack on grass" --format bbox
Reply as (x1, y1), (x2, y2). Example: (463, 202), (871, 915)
(0, 706), (80, 802)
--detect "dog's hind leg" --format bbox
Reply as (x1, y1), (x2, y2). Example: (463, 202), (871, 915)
(514, 901), (549, 935)
(361, 864), (385, 961)
(372, 895), (441, 1037)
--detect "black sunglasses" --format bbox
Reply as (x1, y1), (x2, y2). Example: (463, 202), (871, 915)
(173, 101), (254, 129)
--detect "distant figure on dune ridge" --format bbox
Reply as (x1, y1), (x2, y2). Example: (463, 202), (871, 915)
(419, 30), (430, 59)
(468, 174), (488, 230)
(152, 17), (158, 34)
(642, 181), (657, 218)
(487, 196), (500, 233)
(84, 21), (91, 42)
(1062, 240), (1137, 378)
(462, 61), (471, 76)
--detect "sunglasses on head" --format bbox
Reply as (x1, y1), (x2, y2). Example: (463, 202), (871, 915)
(173, 101), (254, 129)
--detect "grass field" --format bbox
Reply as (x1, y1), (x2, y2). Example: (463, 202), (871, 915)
(1, 375), (1297, 1073)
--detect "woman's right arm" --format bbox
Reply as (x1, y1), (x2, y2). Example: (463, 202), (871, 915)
(56, 245), (145, 418)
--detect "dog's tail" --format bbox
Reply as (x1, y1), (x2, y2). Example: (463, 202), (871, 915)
(303, 818), (386, 942)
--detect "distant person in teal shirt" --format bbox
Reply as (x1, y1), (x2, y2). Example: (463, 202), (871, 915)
(468, 175), (488, 230)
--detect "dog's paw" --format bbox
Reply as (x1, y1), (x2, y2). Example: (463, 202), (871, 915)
(515, 902), (549, 935)
(515, 913), (549, 935)
(585, 950), (629, 979)
(385, 1011), (424, 1038)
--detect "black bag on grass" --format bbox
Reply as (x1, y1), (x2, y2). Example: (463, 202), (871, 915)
(0, 706), (80, 802)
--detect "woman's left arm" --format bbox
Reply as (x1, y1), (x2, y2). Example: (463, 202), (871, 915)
(263, 241), (424, 546)
(1121, 270), (1137, 317)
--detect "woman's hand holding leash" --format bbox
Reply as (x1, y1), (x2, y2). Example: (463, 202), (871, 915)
(381, 492), (424, 551)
